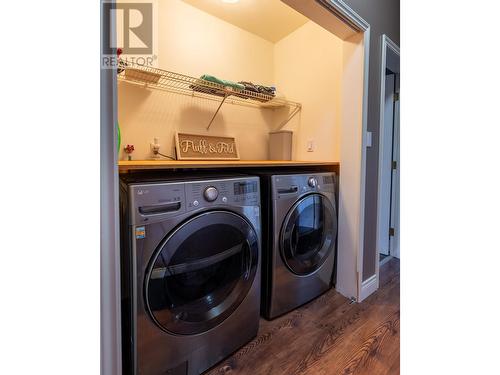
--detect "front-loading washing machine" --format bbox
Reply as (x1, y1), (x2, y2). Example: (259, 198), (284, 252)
(257, 171), (338, 319)
(119, 173), (261, 375)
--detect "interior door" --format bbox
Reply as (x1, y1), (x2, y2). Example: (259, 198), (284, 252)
(280, 194), (337, 275)
(379, 72), (396, 256)
(389, 78), (400, 258)
(144, 211), (259, 335)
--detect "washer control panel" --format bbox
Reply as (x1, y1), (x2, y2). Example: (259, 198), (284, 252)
(186, 177), (259, 211)
(203, 186), (219, 202)
(128, 176), (260, 224)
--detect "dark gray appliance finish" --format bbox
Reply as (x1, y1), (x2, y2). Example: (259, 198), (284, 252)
(257, 172), (338, 320)
(120, 174), (261, 375)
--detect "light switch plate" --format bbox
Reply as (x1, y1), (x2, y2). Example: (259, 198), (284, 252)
(366, 132), (373, 147)
(307, 140), (315, 152)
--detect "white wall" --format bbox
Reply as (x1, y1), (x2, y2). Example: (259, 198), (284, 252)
(118, 0), (343, 162)
(118, 0), (275, 160)
(274, 21), (342, 161)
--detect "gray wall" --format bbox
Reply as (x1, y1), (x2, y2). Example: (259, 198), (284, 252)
(342, 0), (400, 281)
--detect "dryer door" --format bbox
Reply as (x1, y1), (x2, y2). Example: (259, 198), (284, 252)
(145, 211), (258, 335)
(280, 194), (337, 275)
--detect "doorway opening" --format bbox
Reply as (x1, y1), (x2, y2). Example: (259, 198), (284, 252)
(377, 35), (400, 267)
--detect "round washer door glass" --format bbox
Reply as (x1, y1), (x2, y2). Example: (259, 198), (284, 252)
(281, 194), (337, 275)
(145, 211), (258, 335)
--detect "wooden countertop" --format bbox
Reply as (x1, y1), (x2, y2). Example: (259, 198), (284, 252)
(118, 160), (339, 172)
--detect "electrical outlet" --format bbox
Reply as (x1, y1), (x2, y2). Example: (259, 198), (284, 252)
(307, 140), (315, 152)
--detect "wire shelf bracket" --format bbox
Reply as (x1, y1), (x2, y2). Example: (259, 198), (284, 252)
(207, 93), (229, 130)
(276, 104), (302, 131)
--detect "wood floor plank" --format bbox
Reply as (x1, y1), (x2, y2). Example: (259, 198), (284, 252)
(206, 291), (352, 375)
(294, 277), (400, 375)
(337, 310), (400, 375)
(379, 257), (400, 287)
(205, 258), (400, 375)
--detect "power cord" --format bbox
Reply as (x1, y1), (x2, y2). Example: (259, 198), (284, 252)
(154, 150), (176, 160)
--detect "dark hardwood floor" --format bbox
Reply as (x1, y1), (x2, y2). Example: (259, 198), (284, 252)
(206, 258), (400, 375)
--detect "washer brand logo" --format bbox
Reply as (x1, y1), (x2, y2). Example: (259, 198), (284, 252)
(137, 189), (149, 195)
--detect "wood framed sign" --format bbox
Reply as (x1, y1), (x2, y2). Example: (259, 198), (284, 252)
(175, 132), (240, 160)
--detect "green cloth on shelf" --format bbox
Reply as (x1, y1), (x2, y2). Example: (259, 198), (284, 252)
(201, 74), (245, 91)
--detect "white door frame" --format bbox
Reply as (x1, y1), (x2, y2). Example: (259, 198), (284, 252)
(375, 34), (400, 285)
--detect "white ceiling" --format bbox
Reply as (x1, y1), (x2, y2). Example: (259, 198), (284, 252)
(181, 0), (309, 43)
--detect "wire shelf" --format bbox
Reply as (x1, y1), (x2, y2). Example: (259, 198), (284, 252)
(117, 61), (302, 130)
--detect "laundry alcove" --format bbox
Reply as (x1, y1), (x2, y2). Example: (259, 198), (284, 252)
(115, 0), (369, 328)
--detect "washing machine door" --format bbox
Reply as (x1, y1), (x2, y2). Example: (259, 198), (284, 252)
(280, 194), (337, 275)
(145, 210), (259, 335)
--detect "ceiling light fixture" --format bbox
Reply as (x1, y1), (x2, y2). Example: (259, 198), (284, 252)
(222, 0), (240, 4)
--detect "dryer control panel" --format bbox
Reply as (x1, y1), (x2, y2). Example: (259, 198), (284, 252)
(272, 172), (336, 200)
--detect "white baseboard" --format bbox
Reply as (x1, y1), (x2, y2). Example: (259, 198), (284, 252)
(379, 255), (393, 267)
(359, 274), (378, 302)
